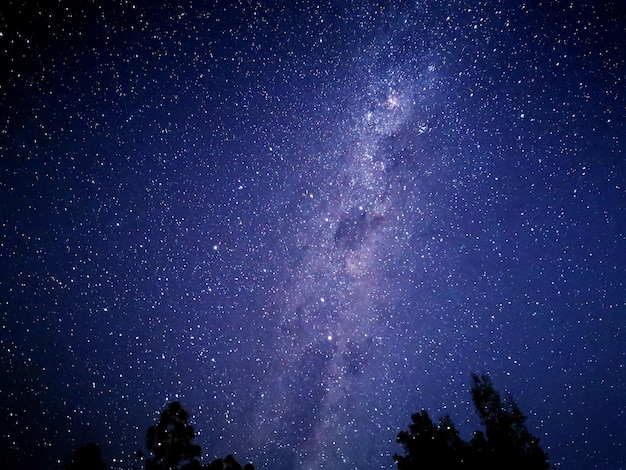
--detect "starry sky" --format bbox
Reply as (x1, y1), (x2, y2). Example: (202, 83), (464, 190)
(1, 1), (625, 469)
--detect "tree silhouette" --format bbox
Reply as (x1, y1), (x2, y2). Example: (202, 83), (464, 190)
(468, 373), (549, 469)
(141, 401), (253, 470)
(64, 442), (106, 470)
(206, 454), (254, 470)
(394, 373), (549, 470)
(394, 411), (466, 469)
(145, 401), (202, 470)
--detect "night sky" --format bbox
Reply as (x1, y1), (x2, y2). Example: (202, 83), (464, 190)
(1, 1), (625, 469)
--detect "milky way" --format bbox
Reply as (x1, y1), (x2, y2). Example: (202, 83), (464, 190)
(1, 2), (625, 470)
(250, 59), (429, 468)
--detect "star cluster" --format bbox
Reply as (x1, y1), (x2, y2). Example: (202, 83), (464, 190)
(1, 2), (625, 469)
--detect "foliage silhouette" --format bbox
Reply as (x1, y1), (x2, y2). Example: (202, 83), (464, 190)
(141, 401), (253, 470)
(469, 373), (549, 469)
(394, 373), (549, 470)
(64, 442), (106, 470)
(205, 454), (254, 470)
(145, 401), (202, 470)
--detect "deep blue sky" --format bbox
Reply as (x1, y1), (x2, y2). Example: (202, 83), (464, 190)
(1, 1), (625, 469)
